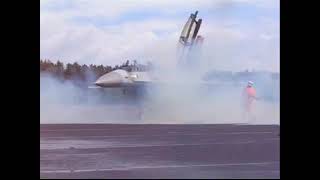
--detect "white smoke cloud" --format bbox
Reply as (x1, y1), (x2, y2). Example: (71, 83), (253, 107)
(40, 0), (279, 125)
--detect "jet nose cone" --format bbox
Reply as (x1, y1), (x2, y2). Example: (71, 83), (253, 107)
(94, 80), (103, 87)
(94, 71), (125, 87)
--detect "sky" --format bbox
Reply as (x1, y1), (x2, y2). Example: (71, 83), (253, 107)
(40, 0), (279, 72)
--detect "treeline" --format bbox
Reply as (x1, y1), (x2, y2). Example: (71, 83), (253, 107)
(40, 59), (279, 85)
(204, 70), (280, 82)
(40, 59), (153, 84)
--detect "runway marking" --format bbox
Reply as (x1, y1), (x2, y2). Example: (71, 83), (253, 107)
(40, 139), (279, 150)
(41, 128), (142, 132)
(41, 131), (276, 139)
(40, 127), (278, 132)
(40, 161), (279, 173)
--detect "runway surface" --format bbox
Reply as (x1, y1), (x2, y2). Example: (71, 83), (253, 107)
(40, 124), (280, 179)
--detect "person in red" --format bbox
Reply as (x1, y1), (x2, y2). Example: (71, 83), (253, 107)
(242, 81), (258, 122)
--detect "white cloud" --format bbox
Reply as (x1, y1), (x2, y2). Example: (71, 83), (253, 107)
(40, 0), (279, 72)
(41, 0), (278, 21)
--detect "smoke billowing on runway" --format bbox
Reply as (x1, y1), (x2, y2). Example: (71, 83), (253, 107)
(40, 67), (279, 125)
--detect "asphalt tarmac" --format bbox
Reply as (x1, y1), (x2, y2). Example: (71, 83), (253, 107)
(40, 124), (280, 179)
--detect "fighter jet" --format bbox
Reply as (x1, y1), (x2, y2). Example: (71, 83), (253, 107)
(92, 11), (204, 89)
(94, 69), (152, 88)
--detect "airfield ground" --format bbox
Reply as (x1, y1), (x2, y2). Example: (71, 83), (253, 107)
(40, 124), (279, 179)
